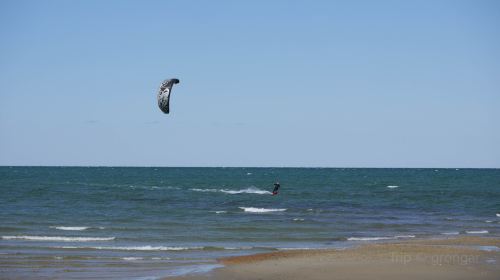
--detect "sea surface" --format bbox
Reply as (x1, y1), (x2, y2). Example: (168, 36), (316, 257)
(1, 167), (499, 279)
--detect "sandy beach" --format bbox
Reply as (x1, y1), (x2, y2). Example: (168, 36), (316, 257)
(168, 237), (500, 280)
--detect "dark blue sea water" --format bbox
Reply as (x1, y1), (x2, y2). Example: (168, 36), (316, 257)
(1, 167), (499, 279)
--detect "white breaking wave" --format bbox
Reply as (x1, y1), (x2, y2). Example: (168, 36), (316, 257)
(221, 188), (271, 195)
(394, 235), (416, 238)
(122, 257), (143, 261)
(485, 220), (493, 223)
(348, 237), (392, 241)
(239, 207), (287, 213)
(213, 211), (227, 214)
(191, 187), (271, 195)
(60, 245), (202, 251)
(221, 246), (253, 250)
(51, 226), (89, 231)
(293, 218), (305, 221)
(278, 247), (316, 251)
(2, 235), (115, 242)
(466, 230), (489, 234)
(441, 232), (460, 235)
(497, 213), (500, 217)
(348, 235), (415, 241)
(386, 185), (399, 189)
(190, 188), (218, 192)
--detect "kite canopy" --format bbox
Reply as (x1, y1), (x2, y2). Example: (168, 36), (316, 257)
(157, 78), (180, 114)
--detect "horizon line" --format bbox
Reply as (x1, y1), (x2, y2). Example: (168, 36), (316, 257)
(1, 165), (498, 169)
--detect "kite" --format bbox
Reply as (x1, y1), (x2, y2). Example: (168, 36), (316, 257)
(157, 78), (180, 114)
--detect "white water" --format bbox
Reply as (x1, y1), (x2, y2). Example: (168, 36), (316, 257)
(348, 235), (415, 241)
(191, 187), (271, 195)
(465, 230), (489, 234)
(2, 235), (115, 242)
(60, 245), (203, 251)
(441, 232), (460, 235)
(239, 207), (287, 213)
(51, 226), (89, 231)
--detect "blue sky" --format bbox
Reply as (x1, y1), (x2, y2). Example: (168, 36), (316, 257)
(1, 0), (499, 167)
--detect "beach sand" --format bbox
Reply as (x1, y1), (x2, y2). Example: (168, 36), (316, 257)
(168, 237), (500, 280)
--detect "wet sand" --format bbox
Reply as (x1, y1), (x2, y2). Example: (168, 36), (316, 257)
(167, 237), (500, 280)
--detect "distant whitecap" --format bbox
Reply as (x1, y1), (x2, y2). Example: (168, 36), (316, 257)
(466, 230), (489, 234)
(2, 235), (115, 242)
(239, 207), (286, 213)
(191, 187), (271, 195)
(441, 232), (460, 235)
(220, 188), (271, 195)
(50, 226), (89, 231)
(394, 235), (416, 238)
(122, 257), (143, 261)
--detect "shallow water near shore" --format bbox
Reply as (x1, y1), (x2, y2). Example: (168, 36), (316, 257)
(1, 167), (499, 279)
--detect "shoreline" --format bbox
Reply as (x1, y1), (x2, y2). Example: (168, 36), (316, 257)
(167, 236), (500, 280)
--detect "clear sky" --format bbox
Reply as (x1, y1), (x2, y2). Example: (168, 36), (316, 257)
(1, 0), (499, 168)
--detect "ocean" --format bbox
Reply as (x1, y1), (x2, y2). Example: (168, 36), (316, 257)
(1, 167), (499, 279)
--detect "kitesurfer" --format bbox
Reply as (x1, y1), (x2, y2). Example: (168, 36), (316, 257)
(272, 182), (280, 195)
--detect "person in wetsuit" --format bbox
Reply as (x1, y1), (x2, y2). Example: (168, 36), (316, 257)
(272, 182), (280, 195)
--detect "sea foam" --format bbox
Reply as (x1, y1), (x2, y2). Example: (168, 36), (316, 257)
(190, 188), (218, 192)
(2, 235), (115, 242)
(278, 247), (317, 251)
(441, 232), (460, 235)
(220, 188), (271, 195)
(50, 226), (89, 231)
(348, 237), (392, 241)
(394, 235), (416, 238)
(466, 230), (489, 234)
(348, 235), (415, 241)
(60, 245), (203, 251)
(191, 187), (271, 195)
(239, 207), (287, 213)
(57, 245), (249, 251)
(122, 257), (143, 261)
